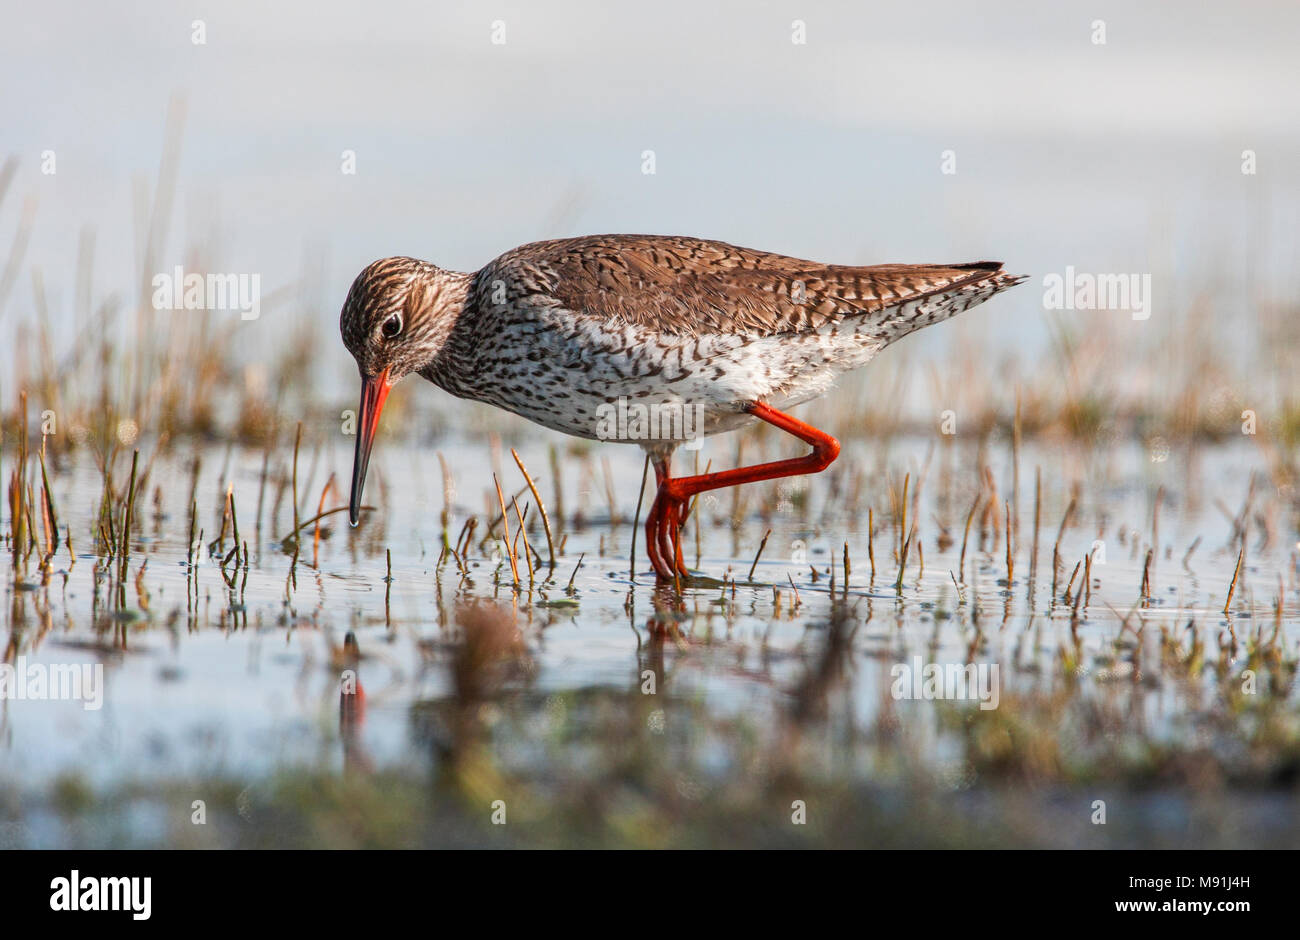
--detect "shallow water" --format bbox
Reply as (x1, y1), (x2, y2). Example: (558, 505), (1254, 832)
(4, 430), (1295, 801)
(5, 436), (1289, 769)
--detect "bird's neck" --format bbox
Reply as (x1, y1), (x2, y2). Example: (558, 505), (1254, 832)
(416, 269), (474, 391)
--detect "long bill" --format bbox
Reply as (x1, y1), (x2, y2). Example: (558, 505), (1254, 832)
(349, 368), (391, 526)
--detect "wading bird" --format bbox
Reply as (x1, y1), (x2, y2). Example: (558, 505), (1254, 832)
(341, 235), (1025, 581)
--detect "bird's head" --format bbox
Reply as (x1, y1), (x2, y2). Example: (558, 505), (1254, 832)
(340, 256), (466, 526)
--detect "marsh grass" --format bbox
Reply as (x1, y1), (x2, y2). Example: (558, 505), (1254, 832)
(2, 132), (1299, 848)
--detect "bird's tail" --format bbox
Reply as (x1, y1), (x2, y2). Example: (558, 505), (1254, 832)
(863, 263), (1028, 347)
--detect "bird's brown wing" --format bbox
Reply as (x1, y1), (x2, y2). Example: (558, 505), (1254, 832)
(475, 234), (1008, 337)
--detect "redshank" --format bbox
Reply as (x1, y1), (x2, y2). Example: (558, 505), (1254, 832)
(340, 234), (1025, 581)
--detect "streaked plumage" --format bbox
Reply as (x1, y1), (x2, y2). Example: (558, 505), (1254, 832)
(340, 233), (1026, 580)
(480, 235), (1010, 335)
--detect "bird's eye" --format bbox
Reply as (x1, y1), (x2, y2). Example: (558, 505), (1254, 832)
(381, 313), (403, 339)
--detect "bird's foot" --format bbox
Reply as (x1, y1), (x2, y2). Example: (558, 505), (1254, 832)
(645, 485), (692, 583)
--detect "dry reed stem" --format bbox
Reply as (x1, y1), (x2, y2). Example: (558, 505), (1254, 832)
(748, 529), (771, 582)
(1224, 544), (1245, 615)
(1004, 500), (1013, 583)
(511, 448), (555, 569)
(867, 506), (876, 579)
(958, 490), (979, 585)
(511, 496), (535, 586)
(630, 454), (650, 579)
(291, 422), (302, 542)
(312, 473), (335, 566)
(493, 473), (519, 585)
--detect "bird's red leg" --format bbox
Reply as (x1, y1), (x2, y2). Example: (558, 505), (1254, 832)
(662, 401), (841, 508)
(645, 455), (691, 581)
(671, 498), (689, 575)
(644, 404), (840, 582)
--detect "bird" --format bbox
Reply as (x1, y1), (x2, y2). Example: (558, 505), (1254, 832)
(340, 234), (1026, 581)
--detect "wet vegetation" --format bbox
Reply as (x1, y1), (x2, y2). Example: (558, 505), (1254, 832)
(1, 141), (1298, 848)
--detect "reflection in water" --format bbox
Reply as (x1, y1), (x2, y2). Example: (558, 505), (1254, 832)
(338, 630), (371, 776)
(1, 438), (1297, 847)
